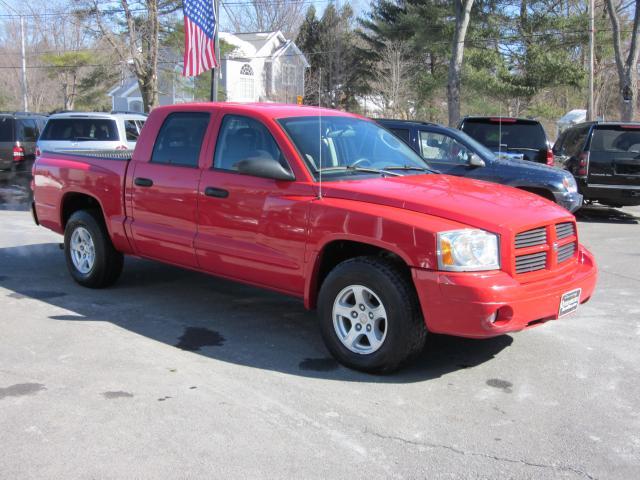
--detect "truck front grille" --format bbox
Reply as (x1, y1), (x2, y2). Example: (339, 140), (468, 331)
(513, 221), (578, 276)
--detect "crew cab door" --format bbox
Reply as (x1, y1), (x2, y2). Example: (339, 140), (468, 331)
(128, 112), (211, 268)
(195, 114), (310, 295)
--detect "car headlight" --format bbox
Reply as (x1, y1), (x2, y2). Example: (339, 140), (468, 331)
(437, 229), (500, 271)
(562, 175), (578, 193)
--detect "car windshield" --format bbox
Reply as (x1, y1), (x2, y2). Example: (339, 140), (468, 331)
(461, 119), (547, 150)
(278, 116), (430, 179)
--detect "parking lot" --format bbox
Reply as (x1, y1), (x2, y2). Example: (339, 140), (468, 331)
(1, 173), (639, 479)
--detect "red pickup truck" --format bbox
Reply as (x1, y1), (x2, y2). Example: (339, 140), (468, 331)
(32, 103), (597, 372)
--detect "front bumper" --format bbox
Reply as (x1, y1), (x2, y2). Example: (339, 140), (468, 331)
(553, 190), (583, 213)
(412, 245), (597, 338)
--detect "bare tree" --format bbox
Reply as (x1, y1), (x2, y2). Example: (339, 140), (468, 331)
(369, 40), (415, 119)
(81, 1), (170, 112)
(605, 0), (640, 121)
(222, 0), (306, 37)
(447, 0), (474, 127)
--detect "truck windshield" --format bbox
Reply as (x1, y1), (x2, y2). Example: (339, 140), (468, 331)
(279, 116), (430, 179)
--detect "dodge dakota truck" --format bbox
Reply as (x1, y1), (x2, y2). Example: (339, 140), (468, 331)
(32, 103), (598, 373)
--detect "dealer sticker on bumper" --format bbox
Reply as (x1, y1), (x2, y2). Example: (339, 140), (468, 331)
(559, 288), (582, 317)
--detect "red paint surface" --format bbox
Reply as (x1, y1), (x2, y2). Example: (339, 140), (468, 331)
(33, 103), (598, 339)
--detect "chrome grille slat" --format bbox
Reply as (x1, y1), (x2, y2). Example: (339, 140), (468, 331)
(515, 227), (547, 249)
(515, 251), (547, 273)
(555, 222), (575, 240)
(557, 242), (576, 263)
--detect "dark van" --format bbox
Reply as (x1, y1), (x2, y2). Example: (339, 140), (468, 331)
(554, 122), (640, 207)
(459, 117), (553, 165)
(0, 112), (47, 172)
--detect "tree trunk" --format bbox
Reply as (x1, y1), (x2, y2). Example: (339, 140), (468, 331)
(447, 0), (474, 127)
(605, 0), (640, 121)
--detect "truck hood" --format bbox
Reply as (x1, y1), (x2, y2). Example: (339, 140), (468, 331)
(321, 174), (573, 233)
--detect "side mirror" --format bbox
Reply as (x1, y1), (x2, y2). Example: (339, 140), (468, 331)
(236, 155), (295, 181)
(468, 153), (486, 168)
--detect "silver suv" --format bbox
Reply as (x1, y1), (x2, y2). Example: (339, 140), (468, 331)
(37, 111), (147, 153)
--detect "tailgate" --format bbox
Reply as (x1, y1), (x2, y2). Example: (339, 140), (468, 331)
(589, 125), (640, 188)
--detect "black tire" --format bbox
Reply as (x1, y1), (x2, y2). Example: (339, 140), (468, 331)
(64, 209), (124, 288)
(317, 256), (427, 374)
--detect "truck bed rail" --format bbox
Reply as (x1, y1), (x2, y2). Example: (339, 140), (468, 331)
(42, 149), (133, 161)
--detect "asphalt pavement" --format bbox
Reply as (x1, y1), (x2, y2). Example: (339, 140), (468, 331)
(1, 173), (639, 479)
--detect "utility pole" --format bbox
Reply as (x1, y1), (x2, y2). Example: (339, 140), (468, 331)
(587, 0), (595, 121)
(210, 0), (220, 102)
(19, 15), (28, 111)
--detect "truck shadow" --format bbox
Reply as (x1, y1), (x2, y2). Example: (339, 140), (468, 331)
(0, 242), (512, 384)
(0, 171), (32, 212)
(575, 205), (639, 224)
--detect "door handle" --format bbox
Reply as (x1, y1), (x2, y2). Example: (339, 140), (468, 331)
(204, 187), (229, 198)
(135, 177), (153, 187)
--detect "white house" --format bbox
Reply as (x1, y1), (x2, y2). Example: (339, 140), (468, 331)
(107, 31), (309, 111)
(219, 31), (309, 103)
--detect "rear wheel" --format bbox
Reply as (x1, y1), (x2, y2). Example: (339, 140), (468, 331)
(64, 210), (123, 288)
(318, 256), (427, 373)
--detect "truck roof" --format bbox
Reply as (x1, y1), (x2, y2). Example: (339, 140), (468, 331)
(152, 102), (361, 120)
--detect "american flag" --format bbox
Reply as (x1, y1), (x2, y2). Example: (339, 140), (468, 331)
(182, 0), (219, 77)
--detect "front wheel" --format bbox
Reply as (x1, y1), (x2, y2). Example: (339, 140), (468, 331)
(317, 257), (427, 373)
(64, 210), (124, 288)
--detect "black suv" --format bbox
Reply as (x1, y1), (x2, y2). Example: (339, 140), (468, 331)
(0, 112), (47, 172)
(377, 119), (582, 212)
(459, 116), (553, 165)
(554, 122), (640, 207)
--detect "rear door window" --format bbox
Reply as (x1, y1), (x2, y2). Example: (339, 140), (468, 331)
(151, 112), (210, 167)
(213, 114), (288, 172)
(591, 125), (640, 152)
(419, 131), (472, 164)
(563, 126), (590, 157)
(0, 117), (14, 142)
(19, 119), (38, 142)
(40, 118), (120, 142)
(124, 120), (141, 141)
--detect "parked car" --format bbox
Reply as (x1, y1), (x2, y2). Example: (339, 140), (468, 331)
(37, 111), (147, 154)
(32, 103), (597, 373)
(0, 111), (47, 172)
(458, 116), (554, 165)
(553, 122), (640, 208)
(377, 119), (582, 212)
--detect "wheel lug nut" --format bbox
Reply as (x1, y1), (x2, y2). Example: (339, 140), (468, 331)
(355, 324), (362, 331)
(366, 324), (372, 332)
(368, 312), (373, 319)
(351, 311), (358, 319)
(359, 304), (365, 311)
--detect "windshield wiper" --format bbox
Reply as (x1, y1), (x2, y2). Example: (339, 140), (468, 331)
(382, 165), (434, 173)
(317, 166), (401, 177)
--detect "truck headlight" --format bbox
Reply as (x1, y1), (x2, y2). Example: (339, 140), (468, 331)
(437, 229), (500, 271)
(562, 175), (578, 193)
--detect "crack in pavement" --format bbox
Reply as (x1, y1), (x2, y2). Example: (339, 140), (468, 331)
(599, 269), (640, 284)
(363, 429), (596, 480)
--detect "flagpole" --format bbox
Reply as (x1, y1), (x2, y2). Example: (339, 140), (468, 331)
(211, 0), (220, 102)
